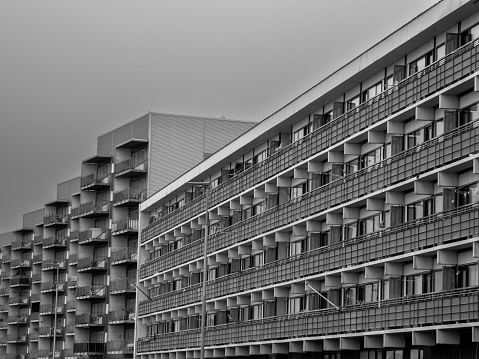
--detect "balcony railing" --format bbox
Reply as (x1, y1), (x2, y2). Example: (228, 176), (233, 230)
(42, 259), (66, 271)
(10, 277), (30, 287)
(10, 258), (31, 269)
(77, 256), (108, 272)
(75, 313), (105, 326)
(33, 254), (42, 264)
(113, 187), (146, 206)
(69, 229), (79, 242)
(43, 213), (68, 227)
(111, 217), (138, 235)
(110, 278), (136, 294)
(80, 171), (111, 190)
(43, 236), (67, 248)
(142, 39), (479, 244)
(40, 281), (65, 293)
(138, 287), (479, 352)
(111, 247), (137, 265)
(39, 349), (63, 359)
(7, 334), (28, 343)
(109, 309), (135, 323)
(31, 293), (41, 302)
(73, 342), (105, 355)
(78, 228), (110, 245)
(6, 354), (29, 359)
(140, 203), (479, 315)
(65, 324), (75, 335)
(33, 234), (43, 245)
(67, 275), (78, 288)
(30, 312), (39, 321)
(32, 273), (42, 283)
(7, 314), (28, 324)
(114, 154), (148, 178)
(0, 271), (10, 280)
(107, 340), (134, 354)
(40, 303), (64, 314)
(140, 119), (479, 278)
(8, 295), (29, 305)
(66, 300), (76, 312)
(78, 200), (110, 218)
(11, 239), (32, 250)
(39, 326), (63, 336)
(76, 284), (106, 299)
(2, 254), (11, 263)
(0, 287), (9, 296)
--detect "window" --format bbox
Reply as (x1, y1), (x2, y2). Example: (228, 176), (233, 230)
(347, 96), (360, 110)
(436, 43), (445, 60)
(293, 124), (310, 142)
(291, 181), (308, 199)
(358, 212), (384, 236)
(288, 297), (304, 314)
(362, 82), (382, 102)
(253, 150), (267, 165)
(461, 23), (479, 46)
(409, 50), (433, 75)
(405, 124), (433, 149)
(360, 146), (384, 169)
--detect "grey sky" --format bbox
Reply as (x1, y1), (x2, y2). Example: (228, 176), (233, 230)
(0, 0), (439, 231)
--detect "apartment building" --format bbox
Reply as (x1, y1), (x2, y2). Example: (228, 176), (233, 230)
(137, 1), (479, 359)
(0, 113), (256, 359)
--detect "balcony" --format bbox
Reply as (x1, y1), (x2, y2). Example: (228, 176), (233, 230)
(10, 259), (31, 269)
(40, 303), (64, 315)
(78, 200), (110, 218)
(77, 256), (108, 272)
(0, 337), (5, 345)
(0, 288), (9, 297)
(6, 354), (29, 359)
(32, 273), (42, 284)
(0, 271), (10, 280)
(114, 153), (148, 178)
(29, 330), (38, 342)
(30, 312), (39, 322)
(43, 213), (68, 227)
(10, 277), (30, 287)
(76, 284), (106, 299)
(7, 333), (28, 343)
(8, 295), (29, 306)
(2, 254), (11, 263)
(40, 281), (65, 294)
(65, 324), (75, 335)
(7, 314), (28, 324)
(42, 259), (66, 271)
(108, 309), (135, 324)
(39, 349), (63, 359)
(113, 187), (146, 207)
(67, 276), (78, 289)
(107, 340), (134, 356)
(140, 203), (479, 315)
(66, 301), (76, 312)
(38, 326), (63, 337)
(43, 236), (67, 249)
(75, 313), (106, 327)
(78, 228), (109, 245)
(0, 320), (6, 328)
(73, 342), (105, 356)
(111, 247), (137, 265)
(111, 217), (138, 236)
(80, 172), (111, 190)
(138, 288), (479, 352)
(11, 239), (32, 251)
(32, 254), (42, 264)
(110, 279), (136, 295)
(31, 293), (41, 303)
(69, 230), (79, 242)
(33, 234), (43, 246)
(68, 253), (78, 265)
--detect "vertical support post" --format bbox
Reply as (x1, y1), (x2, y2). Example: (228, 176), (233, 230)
(200, 185), (210, 359)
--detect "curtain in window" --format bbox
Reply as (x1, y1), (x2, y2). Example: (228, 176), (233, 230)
(312, 114), (324, 131)
(443, 188), (456, 211)
(442, 266), (456, 291)
(330, 225), (342, 244)
(444, 110), (458, 133)
(446, 33), (459, 54)
(391, 135), (404, 156)
(389, 277), (402, 298)
(390, 205), (404, 227)
(333, 102), (345, 119)
(329, 288), (341, 307)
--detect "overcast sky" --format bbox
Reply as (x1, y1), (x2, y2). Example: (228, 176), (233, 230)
(0, 0), (439, 231)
